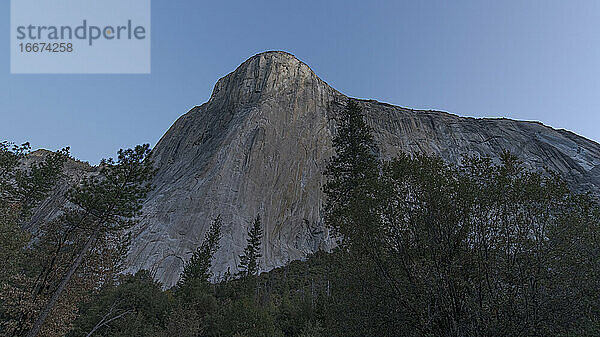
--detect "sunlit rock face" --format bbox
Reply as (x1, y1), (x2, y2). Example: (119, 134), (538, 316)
(122, 51), (600, 287)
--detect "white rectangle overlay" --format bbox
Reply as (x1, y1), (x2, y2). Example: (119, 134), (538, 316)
(11, 0), (151, 74)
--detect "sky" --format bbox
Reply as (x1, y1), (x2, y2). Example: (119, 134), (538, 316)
(2, 1), (599, 164)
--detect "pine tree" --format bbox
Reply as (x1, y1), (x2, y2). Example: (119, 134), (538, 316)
(323, 99), (381, 247)
(178, 216), (222, 287)
(238, 215), (263, 277)
(25, 145), (156, 337)
(0, 143), (69, 337)
(0, 143), (69, 283)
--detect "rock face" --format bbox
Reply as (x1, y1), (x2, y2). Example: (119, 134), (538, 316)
(124, 51), (600, 287)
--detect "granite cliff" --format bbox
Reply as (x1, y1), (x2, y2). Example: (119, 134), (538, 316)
(94, 51), (600, 287)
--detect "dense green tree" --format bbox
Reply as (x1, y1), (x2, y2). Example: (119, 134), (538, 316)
(25, 145), (156, 337)
(322, 100), (600, 336)
(0, 142), (69, 337)
(0, 142), (69, 221)
(67, 270), (169, 337)
(0, 143), (68, 268)
(353, 151), (600, 335)
(238, 215), (263, 278)
(214, 296), (283, 337)
(323, 99), (381, 249)
(178, 215), (223, 288)
(322, 99), (394, 336)
(297, 320), (324, 337)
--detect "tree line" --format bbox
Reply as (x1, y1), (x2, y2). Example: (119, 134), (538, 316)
(1, 99), (599, 336)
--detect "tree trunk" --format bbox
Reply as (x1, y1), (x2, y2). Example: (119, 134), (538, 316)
(26, 227), (100, 337)
(86, 309), (131, 337)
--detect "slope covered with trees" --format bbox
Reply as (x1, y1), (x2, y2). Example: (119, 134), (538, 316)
(0, 143), (155, 337)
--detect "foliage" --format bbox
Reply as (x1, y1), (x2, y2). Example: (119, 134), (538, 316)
(238, 215), (263, 278)
(66, 271), (169, 337)
(357, 151), (600, 336)
(322, 100), (600, 336)
(160, 216), (224, 336)
(25, 144), (156, 337)
(0, 142), (69, 336)
(323, 99), (380, 248)
(0, 143), (156, 337)
(66, 144), (156, 231)
(178, 215), (223, 288)
(0, 142), (69, 220)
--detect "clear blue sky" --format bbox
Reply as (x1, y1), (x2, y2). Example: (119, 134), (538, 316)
(2, 1), (599, 164)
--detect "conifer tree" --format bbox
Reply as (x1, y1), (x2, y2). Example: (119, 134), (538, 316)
(25, 145), (156, 337)
(323, 99), (381, 247)
(0, 143), (69, 336)
(178, 216), (222, 287)
(238, 215), (263, 277)
(0, 142), (69, 284)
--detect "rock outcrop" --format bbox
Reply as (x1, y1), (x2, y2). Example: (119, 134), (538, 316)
(114, 51), (600, 287)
